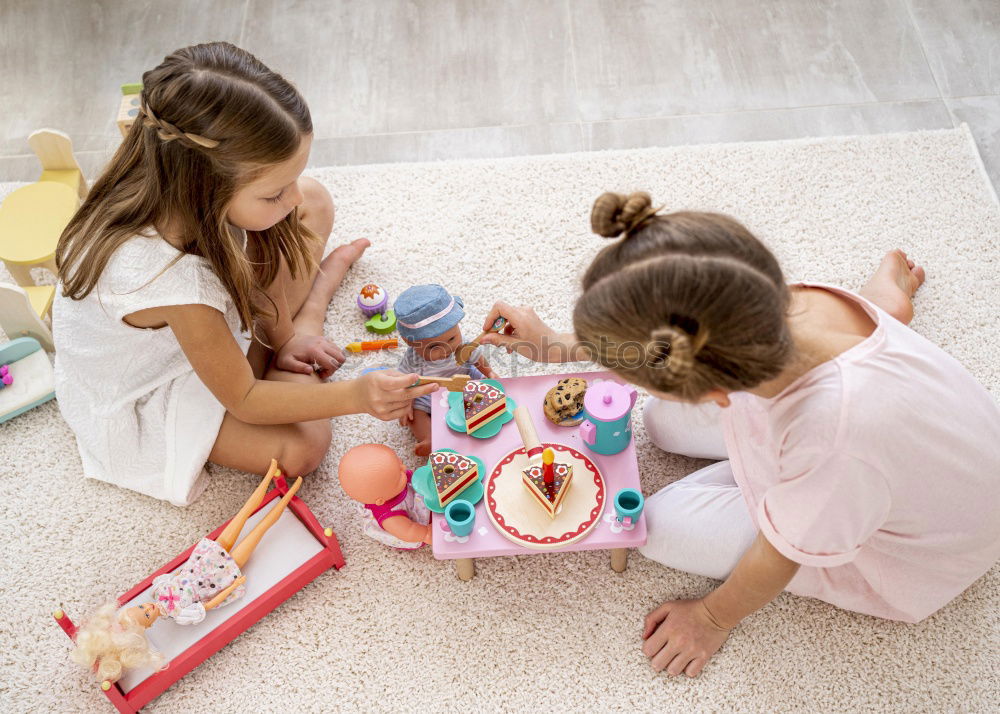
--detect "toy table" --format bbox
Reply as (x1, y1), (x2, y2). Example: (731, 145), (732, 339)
(430, 371), (646, 580)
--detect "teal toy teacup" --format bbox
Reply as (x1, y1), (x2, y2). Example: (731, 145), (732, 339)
(613, 488), (644, 525)
(445, 499), (476, 537)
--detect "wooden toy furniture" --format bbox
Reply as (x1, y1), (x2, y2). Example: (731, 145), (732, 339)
(54, 474), (345, 713)
(0, 282), (54, 351)
(0, 336), (55, 424)
(430, 371), (646, 580)
(0, 129), (84, 287)
(117, 92), (141, 137)
(28, 129), (88, 199)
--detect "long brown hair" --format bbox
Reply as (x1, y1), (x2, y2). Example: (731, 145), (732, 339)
(573, 192), (794, 400)
(56, 41), (317, 334)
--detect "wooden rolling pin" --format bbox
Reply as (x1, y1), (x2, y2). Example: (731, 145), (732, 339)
(513, 405), (546, 466)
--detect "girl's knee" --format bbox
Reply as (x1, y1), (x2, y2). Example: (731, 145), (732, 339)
(642, 397), (727, 460)
(280, 421), (332, 476)
(298, 177), (335, 235)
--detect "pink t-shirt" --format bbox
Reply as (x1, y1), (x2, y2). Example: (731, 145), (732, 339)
(722, 283), (1000, 622)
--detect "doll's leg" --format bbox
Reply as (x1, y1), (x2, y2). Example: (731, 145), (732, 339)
(229, 477), (303, 568)
(216, 460), (281, 552)
(410, 410), (432, 457)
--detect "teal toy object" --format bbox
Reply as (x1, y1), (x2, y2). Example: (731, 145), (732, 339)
(365, 309), (397, 334)
(411, 449), (486, 513)
(579, 380), (638, 456)
(444, 499), (476, 537)
(613, 488), (645, 525)
(444, 379), (516, 439)
(0, 337), (56, 424)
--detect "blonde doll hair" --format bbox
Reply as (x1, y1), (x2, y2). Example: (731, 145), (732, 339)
(574, 191), (794, 401)
(56, 41), (318, 336)
(71, 601), (166, 683)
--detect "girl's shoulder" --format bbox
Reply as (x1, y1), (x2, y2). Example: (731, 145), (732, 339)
(98, 230), (230, 314)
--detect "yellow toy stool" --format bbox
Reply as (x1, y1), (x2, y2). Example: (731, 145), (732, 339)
(0, 129), (86, 287)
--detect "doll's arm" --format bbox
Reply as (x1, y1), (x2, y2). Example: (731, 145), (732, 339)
(380, 514), (432, 545)
(204, 576), (247, 611)
(474, 354), (496, 379)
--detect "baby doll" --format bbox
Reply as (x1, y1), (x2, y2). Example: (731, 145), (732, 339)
(395, 284), (496, 456)
(338, 443), (431, 548)
(72, 461), (301, 683)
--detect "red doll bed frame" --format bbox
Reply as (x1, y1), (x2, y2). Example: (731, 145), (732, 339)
(53, 475), (345, 713)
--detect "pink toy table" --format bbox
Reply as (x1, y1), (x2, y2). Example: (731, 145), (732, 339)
(430, 371), (646, 580)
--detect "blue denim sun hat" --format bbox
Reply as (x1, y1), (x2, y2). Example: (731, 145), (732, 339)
(394, 284), (466, 341)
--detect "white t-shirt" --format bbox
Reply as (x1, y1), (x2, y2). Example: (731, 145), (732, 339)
(723, 283), (1000, 622)
(53, 231), (251, 505)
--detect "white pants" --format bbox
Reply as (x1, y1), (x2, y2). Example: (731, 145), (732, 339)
(637, 399), (757, 580)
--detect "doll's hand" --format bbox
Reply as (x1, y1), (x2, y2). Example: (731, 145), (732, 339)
(478, 301), (573, 363)
(355, 370), (437, 421)
(398, 404), (414, 426)
(275, 333), (346, 378)
(641, 598), (732, 677)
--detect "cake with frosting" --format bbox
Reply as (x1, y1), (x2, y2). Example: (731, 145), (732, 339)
(463, 380), (507, 434)
(430, 450), (479, 507)
(522, 460), (573, 519)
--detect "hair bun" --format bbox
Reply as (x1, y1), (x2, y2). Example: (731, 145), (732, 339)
(591, 191), (661, 238)
(646, 322), (710, 382)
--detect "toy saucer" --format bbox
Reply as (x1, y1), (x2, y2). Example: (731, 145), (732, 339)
(445, 378), (516, 438)
(411, 449), (486, 513)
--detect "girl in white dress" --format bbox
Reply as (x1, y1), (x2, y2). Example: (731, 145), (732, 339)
(53, 42), (436, 505)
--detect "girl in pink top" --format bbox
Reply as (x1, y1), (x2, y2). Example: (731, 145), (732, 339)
(481, 191), (1000, 678)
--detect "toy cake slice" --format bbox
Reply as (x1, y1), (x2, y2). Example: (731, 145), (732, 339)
(522, 459), (573, 519)
(463, 380), (507, 434)
(429, 451), (479, 507)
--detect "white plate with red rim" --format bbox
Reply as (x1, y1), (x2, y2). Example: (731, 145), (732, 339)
(485, 443), (606, 550)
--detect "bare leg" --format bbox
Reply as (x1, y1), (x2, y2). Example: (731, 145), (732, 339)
(230, 476), (303, 568)
(859, 250), (926, 326)
(409, 410), (432, 457)
(209, 178), (367, 475)
(216, 460), (281, 552)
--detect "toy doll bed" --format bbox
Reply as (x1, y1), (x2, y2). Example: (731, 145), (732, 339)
(0, 336), (55, 424)
(54, 475), (345, 713)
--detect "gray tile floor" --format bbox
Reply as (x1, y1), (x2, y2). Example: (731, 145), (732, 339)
(1, 0), (998, 190)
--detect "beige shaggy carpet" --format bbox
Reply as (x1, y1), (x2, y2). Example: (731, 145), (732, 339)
(1, 126), (998, 713)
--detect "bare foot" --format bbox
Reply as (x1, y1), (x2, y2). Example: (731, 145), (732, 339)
(859, 250), (926, 325)
(414, 440), (431, 458)
(295, 238), (370, 327)
(315, 238), (371, 299)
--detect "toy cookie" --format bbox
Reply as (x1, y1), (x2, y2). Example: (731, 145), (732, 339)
(543, 377), (588, 426)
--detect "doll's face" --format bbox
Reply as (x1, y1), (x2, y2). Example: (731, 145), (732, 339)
(370, 462), (409, 505)
(406, 325), (463, 361)
(122, 603), (160, 629)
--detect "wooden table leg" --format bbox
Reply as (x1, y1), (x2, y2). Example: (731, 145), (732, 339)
(610, 548), (628, 573)
(455, 558), (476, 581)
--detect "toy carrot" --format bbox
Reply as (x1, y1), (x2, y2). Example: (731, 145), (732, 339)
(345, 338), (399, 353)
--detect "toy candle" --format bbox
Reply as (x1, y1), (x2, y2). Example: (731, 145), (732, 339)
(542, 448), (555, 484)
(542, 448), (555, 498)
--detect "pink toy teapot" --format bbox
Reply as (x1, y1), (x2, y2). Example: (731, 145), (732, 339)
(579, 380), (637, 455)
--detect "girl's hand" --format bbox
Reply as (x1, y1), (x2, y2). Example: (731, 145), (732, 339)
(275, 333), (346, 378)
(641, 598), (732, 678)
(398, 404), (414, 426)
(355, 370), (437, 421)
(478, 301), (574, 363)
